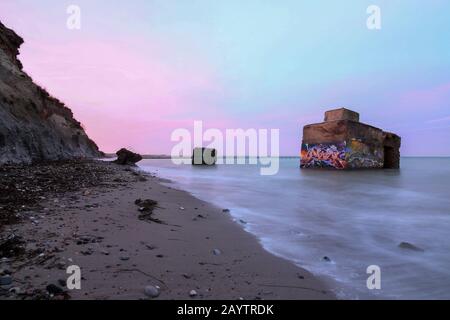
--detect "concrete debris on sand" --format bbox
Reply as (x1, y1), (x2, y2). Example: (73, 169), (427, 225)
(134, 199), (164, 224)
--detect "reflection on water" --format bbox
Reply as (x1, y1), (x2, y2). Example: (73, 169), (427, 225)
(139, 157), (450, 299)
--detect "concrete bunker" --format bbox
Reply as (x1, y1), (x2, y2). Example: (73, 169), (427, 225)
(192, 147), (217, 166)
(301, 108), (401, 169)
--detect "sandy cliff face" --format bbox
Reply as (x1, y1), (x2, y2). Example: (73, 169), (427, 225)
(0, 21), (102, 164)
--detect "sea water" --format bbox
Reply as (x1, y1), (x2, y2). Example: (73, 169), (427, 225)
(138, 157), (450, 299)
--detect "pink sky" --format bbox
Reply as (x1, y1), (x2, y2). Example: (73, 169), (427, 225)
(2, 1), (450, 156)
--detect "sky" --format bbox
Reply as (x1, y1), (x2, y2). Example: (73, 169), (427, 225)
(0, 0), (449, 156)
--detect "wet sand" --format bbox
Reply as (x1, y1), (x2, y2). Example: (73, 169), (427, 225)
(0, 161), (332, 300)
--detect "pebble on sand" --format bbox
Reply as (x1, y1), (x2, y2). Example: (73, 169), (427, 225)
(189, 289), (198, 297)
(9, 287), (21, 294)
(144, 285), (160, 298)
(58, 279), (66, 287)
(212, 249), (222, 256)
(0, 268), (11, 276)
(0, 275), (12, 286)
(46, 284), (64, 295)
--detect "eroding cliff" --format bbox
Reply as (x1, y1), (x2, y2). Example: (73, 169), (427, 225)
(0, 21), (102, 164)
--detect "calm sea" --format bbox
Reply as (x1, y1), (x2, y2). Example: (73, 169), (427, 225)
(138, 157), (450, 299)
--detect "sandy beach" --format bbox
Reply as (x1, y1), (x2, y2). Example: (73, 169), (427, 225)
(0, 160), (332, 300)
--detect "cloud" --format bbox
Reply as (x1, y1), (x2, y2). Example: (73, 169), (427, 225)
(426, 116), (450, 124)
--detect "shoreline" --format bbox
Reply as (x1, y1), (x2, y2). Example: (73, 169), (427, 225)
(0, 160), (333, 300)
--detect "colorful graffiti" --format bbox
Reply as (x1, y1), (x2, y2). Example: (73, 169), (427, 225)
(346, 140), (383, 169)
(301, 140), (385, 169)
(300, 142), (348, 169)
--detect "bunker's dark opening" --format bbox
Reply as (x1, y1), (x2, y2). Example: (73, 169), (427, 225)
(384, 146), (396, 169)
